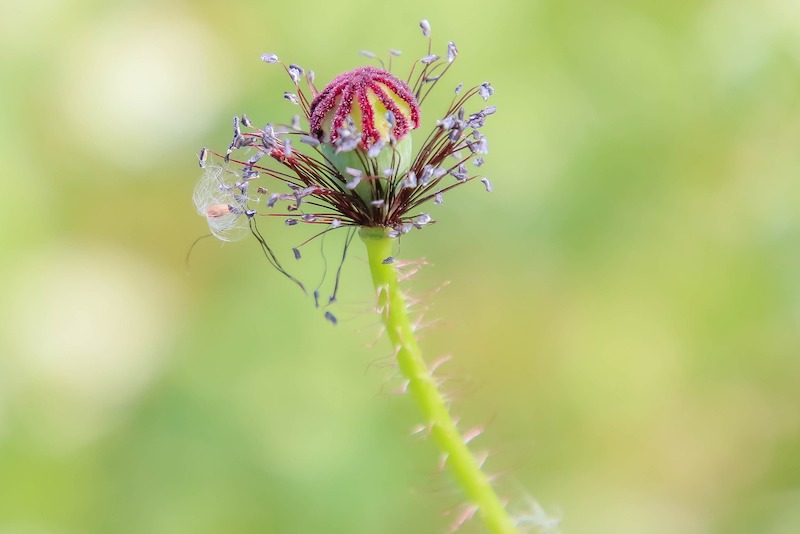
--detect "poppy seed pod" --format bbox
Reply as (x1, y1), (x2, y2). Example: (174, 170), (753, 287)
(309, 66), (420, 149)
(309, 66), (421, 178)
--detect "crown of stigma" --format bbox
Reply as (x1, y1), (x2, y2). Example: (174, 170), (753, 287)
(309, 66), (421, 150)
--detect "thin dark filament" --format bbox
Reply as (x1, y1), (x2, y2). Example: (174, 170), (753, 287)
(411, 36), (434, 98)
(388, 142), (402, 186)
(184, 234), (213, 274)
(249, 217), (307, 294)
(314, 230), (329, 298)
(418, 60), (455, 106)
(406, 60), (419, 88)
(328, 227), (356, 305)
(297, 200), (352, 214)
(310, 148), (352, 192)
(451, 86), (482, 112)
(413, 61), (432, 99)
(295, 225), (345, 248)
(306, 76), (319, 98)
(256, 212), (337, 218)
(421, 131), (470, 171)
(296, 89), (311, 116)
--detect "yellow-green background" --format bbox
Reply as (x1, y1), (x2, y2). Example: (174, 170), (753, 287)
(1, 0), (798, 532)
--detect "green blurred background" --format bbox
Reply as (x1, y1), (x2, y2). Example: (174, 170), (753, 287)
(1, 0), (799, 532)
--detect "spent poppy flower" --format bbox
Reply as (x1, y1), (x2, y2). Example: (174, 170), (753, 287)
(191, 21), (542, 534)
(194, 21), (494, 246)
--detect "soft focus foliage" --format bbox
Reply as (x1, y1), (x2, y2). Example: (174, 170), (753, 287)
(1, 1), (799, 533)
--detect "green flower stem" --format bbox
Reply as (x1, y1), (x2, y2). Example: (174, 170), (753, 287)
(360, 227), (519, 534)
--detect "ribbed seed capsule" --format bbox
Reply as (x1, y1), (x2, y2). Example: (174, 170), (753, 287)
(308, 66), (421, 150)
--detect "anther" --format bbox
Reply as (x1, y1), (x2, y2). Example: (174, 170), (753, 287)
(447, 41), (458, 63)
(403, 171), (417, 188)
(232, 115), (241, 138)
(420, 19), (431, 37)
(300, 135), (320, 147)
(288, 64), (303, 84)
(324, 311), (338, 325)
(246, 152), (264, 166)
(479, 82), (494, 101)
(367, 141), (385, 158)
(345, 167), (362, 189)
(420, 165), (434, 185)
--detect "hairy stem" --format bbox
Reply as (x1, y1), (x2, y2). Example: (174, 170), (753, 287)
(360, 227), (518, 534)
